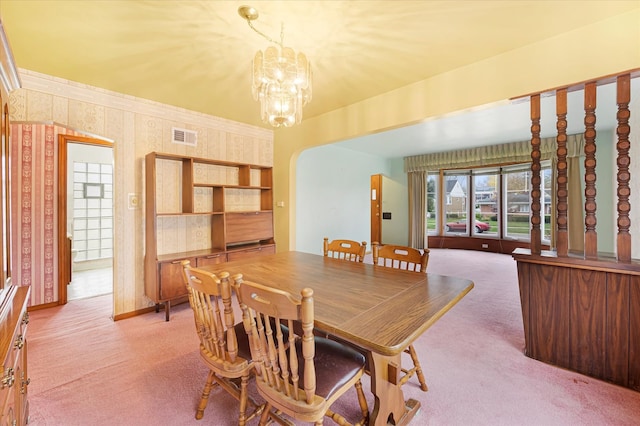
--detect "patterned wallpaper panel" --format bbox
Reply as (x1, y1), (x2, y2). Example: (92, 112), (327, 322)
(10, 124), (86, 304)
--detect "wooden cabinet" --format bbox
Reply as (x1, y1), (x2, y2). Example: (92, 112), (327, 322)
(226, 211), (274, 243)
(144, 152), (275, 320)
(1, 24), (23, 425)
(1, 285), (30, 426)
(514, 251), (640, 391)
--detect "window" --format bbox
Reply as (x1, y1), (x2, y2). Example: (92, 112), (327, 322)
(426, 174), (438, 235)
(502, 162), (551, 242)
(430, 161), (551, 242)
(472, 169), (498, 236)
(503, 165), (530, 240)
(73, 162), (113, 261)
(443, 173), (469, 234)
(541, 167), (552, 241)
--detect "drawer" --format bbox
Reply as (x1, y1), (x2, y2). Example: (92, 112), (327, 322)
(225, 211), (273, 244)
(227, 245), (276, 261)
(196, 253), (227, 267)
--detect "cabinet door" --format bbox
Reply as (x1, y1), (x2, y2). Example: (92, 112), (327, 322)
(225, 211), (273, 244)
(196, 253), (227, 267)
(14, 346), (27, 426)
(0, 373), (13, 424)
(159, 258), (194, 301)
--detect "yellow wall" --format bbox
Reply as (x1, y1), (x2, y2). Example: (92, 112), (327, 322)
(274, 9), (640, 251)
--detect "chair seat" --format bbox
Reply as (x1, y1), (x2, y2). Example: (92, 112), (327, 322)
(295, 336), (365, 399)
(235, 322), (253, 360)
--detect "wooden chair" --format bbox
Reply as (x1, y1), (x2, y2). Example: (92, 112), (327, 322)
(233, 274), (369, 426)
(323, 237), (366, 262)
(372, 242), (430, 273)
(181, 260), (265, 425)
(371, 242), (430, 392)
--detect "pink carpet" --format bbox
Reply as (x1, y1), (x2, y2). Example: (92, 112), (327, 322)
(26, 249), (640, 425)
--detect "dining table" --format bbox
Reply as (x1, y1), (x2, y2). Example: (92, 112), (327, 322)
(201, 250), (474, 426)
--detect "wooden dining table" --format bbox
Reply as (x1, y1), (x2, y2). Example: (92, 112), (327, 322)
(202, 251), (474, 426)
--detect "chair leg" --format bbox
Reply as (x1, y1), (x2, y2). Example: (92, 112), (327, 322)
(196, 370), (216, 419)
(406, 344), (428, 392)
(354, 379), (369, 426)
(238, 374), (249, 426)
(259, 402), (272, 426)
(324, 379), (369, 426)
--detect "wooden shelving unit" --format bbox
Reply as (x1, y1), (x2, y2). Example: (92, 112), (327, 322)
(144, 152), (275, 320)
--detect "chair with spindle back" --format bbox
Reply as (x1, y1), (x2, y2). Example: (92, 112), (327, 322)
(323, 237), (366, 262)
(233, 274), (369, 426)
(181, 260), (264, 425)
(372, 242), (430, 273)
(371, 242), (430, 392)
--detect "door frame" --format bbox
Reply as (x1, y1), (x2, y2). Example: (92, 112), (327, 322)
(57, 134), (113, 304)
(371, 174), (382, 245)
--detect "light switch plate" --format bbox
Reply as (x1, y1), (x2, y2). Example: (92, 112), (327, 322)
(128, 193), (140, 210)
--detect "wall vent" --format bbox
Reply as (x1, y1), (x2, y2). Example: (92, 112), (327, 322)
(172, 127), (197, 147)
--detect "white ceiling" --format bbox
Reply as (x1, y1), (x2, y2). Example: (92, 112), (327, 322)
(337, 79), (639, 158)
(1, 1), (638, 158)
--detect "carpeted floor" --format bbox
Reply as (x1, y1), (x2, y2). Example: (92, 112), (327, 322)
(26, 249), (640, 425)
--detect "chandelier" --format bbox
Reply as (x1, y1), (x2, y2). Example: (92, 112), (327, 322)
(238, 5), (312, 128)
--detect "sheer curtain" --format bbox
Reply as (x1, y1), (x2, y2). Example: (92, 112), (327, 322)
(566, 134), (586, 254)
(408, 171), (426, 249)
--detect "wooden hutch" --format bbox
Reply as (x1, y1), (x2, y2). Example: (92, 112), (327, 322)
(144, 152), (275, 321)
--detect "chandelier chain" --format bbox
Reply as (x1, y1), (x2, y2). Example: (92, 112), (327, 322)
(246, 20), (285, 49)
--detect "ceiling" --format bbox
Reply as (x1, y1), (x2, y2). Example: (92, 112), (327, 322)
(1, 1), (638, 158)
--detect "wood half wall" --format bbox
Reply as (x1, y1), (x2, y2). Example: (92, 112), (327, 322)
(513, 70), (640, 391)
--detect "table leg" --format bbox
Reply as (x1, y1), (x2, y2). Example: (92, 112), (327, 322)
(369, 352), (421, 426)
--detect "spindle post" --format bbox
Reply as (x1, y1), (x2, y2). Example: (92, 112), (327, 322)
(530, 94), (542, 254)
(615, 74), (631, 262)
(555, 88), (569, 257)
(583, 82), (598, 259)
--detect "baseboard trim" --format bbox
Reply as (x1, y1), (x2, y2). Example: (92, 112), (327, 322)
(27, 301), (58, 311)
(113, 305), (156, 321)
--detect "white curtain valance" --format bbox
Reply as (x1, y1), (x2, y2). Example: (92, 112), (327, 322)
(404, 136), (564, 173)
(566, 133), (586, 158)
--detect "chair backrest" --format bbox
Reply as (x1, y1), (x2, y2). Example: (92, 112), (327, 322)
(323, 237), (366, 262)
(234, 275), (317, 405)
(182, 260), (242, 366)
(372, 242), (429, 273)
